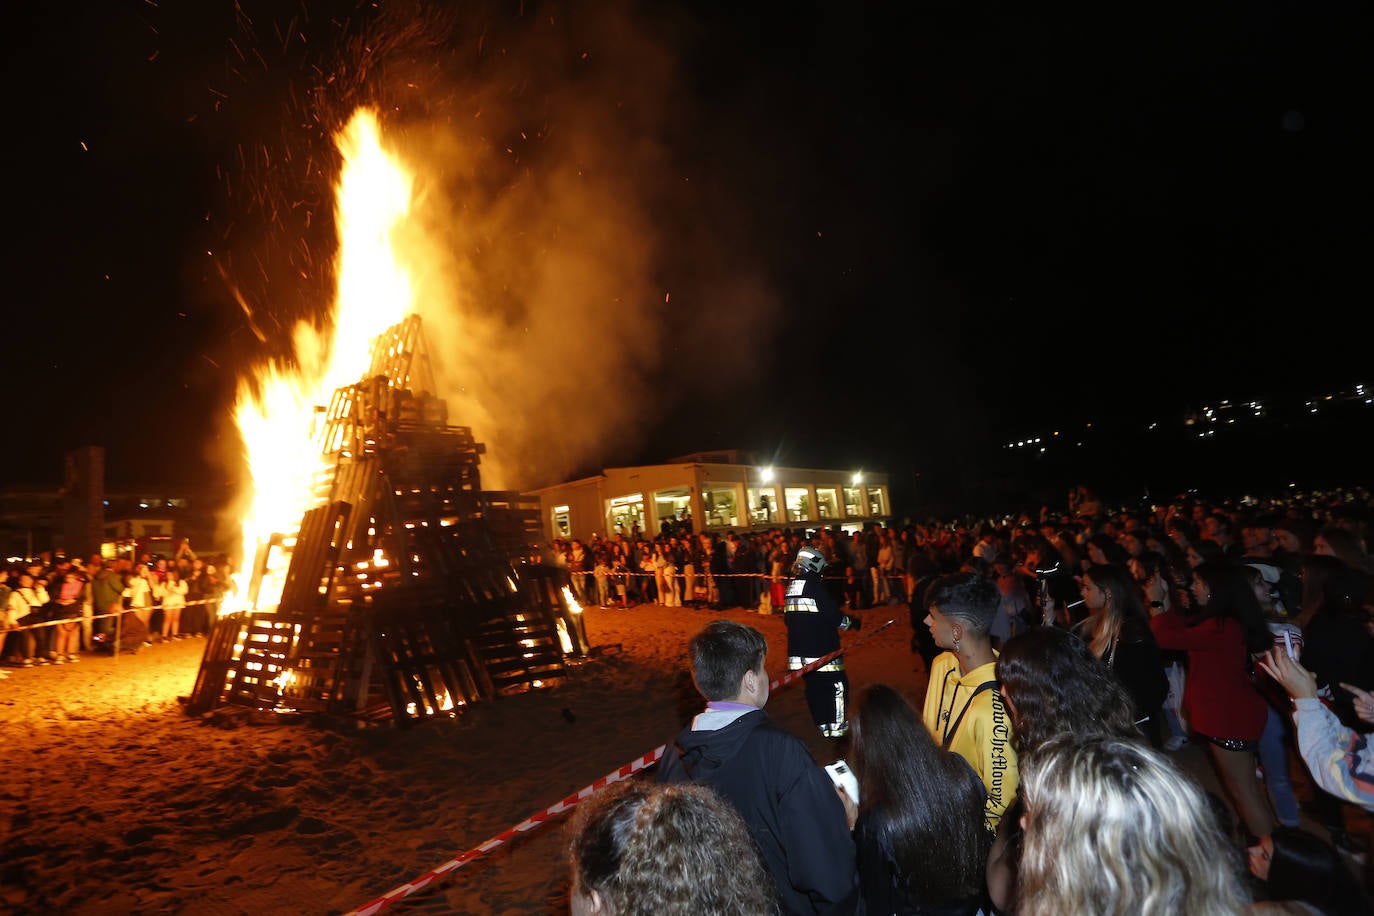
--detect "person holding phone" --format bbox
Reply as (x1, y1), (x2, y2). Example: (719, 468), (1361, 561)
(1258, 647), (1374, 812)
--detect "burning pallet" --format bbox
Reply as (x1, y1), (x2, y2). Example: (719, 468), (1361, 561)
(188, 316), (587, 726)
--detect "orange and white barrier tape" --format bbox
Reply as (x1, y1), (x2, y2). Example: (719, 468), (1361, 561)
(345, 618), (895, 916)
(3, 598), (222, 633)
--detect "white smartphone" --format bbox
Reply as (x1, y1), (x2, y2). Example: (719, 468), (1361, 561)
(1283, 630), (1296, 660)
(824, 760), (860, 804)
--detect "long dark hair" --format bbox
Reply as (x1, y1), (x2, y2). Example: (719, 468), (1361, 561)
(1134, 550), (1188, 610)
(1192, 561), (1273, 653)
(1297, 554), (1363, 620)
(996, 627), (1140, 757)
(850, 684), (989, 903)
(1265, 826), (1371, 916)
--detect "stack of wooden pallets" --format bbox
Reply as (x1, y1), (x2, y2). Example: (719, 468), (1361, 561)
(186, 316), (579, 726)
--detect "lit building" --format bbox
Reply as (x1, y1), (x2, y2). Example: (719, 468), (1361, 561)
(524, 450), (890, 541)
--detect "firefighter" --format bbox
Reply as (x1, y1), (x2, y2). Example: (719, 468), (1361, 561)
(783, 545), (861, 737)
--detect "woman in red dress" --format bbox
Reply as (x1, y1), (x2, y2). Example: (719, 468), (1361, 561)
(1151, 560), (1276, 842)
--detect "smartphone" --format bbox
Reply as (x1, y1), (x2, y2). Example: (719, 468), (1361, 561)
(824, 760), (860, 804)
(1283, 630), (1296, 660)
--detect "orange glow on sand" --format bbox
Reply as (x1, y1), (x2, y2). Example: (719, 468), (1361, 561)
(229, 109), (417, 612)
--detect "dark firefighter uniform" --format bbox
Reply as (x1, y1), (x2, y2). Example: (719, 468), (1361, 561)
(783, 547), (859, 738)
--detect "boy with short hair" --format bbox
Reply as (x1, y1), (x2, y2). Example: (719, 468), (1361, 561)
(658, 619), (859, 915)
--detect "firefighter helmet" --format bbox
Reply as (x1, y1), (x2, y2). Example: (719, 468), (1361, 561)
(792, 546), (827, 576)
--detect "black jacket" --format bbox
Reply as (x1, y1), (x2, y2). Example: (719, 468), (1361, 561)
(658, 708), (860, 915)
(784, 573), (848, 661)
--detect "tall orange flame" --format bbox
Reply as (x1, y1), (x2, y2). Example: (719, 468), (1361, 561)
(230, 108), (416, 611)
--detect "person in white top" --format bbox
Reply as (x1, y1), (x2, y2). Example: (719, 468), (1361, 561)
(124, 566), (154, 631)
(18, 574), (53, 663)
(155, 568), (189, 640)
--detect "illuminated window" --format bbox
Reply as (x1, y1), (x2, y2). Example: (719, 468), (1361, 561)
(815, 487), (840, 519)
(607, 493), (646, 536)
(784, 487), (812, 522)
(843, 487), (863, 517)
(703, 486), (742, 528)
(552, 505), (571, 538)
(748, 486), (779, 524)
(654, 487), (691, 533)
(866, 487), (888, 517)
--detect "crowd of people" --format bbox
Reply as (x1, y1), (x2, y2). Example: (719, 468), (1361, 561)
(563, 485), (1374, 914)
(546, 522), (930, 615)
(6, 486), (1374, 912)
(1, 545), (230, 671)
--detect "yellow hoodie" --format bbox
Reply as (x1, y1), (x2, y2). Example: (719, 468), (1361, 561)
(922, 651), (1018, 831)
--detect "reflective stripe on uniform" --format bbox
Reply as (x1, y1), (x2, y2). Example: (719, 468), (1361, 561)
(826, 679), (849, 737)
(784, 597), (819, 613)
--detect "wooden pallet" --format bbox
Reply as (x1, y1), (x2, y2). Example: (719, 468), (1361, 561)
(278, 502), (350, 613)
(470, 610), (567, 695)
(368, 601), (485, 724)
(185, 611), (248, 715)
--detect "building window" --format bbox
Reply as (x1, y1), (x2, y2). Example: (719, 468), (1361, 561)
(815, 487), (840, 519)
(866, 487), (888, 517)
(654, 487), (692, 534)
(607, 493), (646, 537)
(702, 486), (741, 528)
(843, 487), (863, 517)
(784, 487), (812, 523)
(748, 487), (778, 525)
(552, 505), (571, 539)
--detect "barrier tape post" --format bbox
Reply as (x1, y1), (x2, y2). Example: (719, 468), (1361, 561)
(345, 617), (896, 916)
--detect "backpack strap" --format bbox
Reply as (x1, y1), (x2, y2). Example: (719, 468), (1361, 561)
(941, 680), (1000, 751)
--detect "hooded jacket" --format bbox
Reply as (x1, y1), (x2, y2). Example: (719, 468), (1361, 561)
(921, 653), (1018, 832)
(658, 707), (860, 915)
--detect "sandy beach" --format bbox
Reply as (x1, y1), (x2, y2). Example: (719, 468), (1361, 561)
(5, 598), (1365, 914)
(1, 602), (920, 915)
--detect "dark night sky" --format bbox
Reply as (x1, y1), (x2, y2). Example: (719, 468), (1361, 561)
(2, 1), (1370, 509)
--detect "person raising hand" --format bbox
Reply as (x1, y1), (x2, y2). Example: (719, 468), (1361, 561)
(1258, 648), (1374, 811)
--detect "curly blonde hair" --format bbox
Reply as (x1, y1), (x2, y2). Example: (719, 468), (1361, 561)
(1019, 738), (1249, 916)
(567, 779), (777, 914)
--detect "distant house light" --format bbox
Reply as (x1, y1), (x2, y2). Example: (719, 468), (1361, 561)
(759, 466), (774, 483)
(852, 472), (863, 485)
